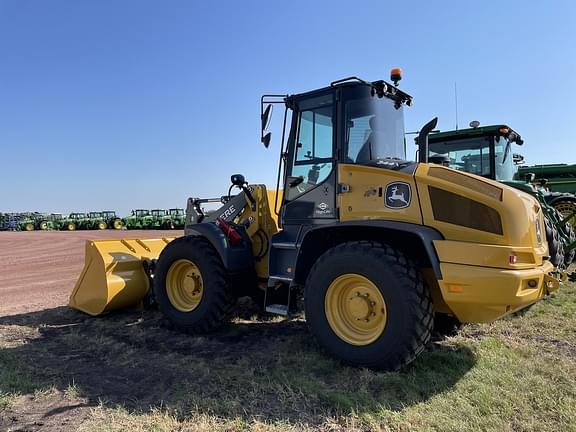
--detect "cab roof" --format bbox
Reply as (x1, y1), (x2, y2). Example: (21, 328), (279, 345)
(429, 125), (517, 142)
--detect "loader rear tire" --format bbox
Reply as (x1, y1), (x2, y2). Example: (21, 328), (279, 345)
(304, 241), (433, 371)
(154, 235), (235, 334)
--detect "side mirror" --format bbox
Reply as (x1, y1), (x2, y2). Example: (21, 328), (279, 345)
(261, 104), (273, 132)
(262, 132), (272, 148)
(261, 104), (273, 148)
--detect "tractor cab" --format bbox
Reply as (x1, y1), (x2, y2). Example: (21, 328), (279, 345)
(427, 124), (523, 182)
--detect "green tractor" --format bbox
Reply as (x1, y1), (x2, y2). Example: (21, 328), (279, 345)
(427, 123), (575, 269)
(18, 213), (37, 231)
(168, 208), (185, 229)
(123, 209), (154, 229)
(16, 212), (44, 231)
(62, 213), (89, 231)
(37, 213), (65, 230)
(515, 164), (576, 227)
(86, 212), (108, 230)
(150, 209), (171, 229)
(101, 210), (123, 230)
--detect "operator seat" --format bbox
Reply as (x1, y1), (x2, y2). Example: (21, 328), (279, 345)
(356, 116), (385, 164)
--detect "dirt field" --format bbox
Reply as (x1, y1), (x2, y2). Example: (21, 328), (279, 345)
(0, 230), (180, 316)
(0, 232), (575, 432)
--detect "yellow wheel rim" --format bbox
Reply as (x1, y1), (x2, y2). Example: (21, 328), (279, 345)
(25, 223), (34, 231)
(166, 259), (204, 312)
(98, 222), (107, 230)
(113, 220), (122, 229)
(325, 273), (387, 346)
(40, 222), (48, 230)
(68, 223), (75, 231)
(554, 202), (576, 227)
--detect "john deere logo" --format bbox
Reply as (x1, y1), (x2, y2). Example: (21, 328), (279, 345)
(385, 182), (411, 209)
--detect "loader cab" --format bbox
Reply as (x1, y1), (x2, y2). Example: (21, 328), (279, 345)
(280, 79), (412, 226)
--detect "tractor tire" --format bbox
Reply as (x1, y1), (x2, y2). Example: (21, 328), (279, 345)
(25, 223), (34, 232)
(154, 236), (235, 334)
(544, 216), (565, 269)
(553, 199), (576, 228)
(39, 221), (49, 231)
(97, 221), (107, 230)
(112, 219), (123, 230)
(304, 241), (433, 371)
(563, 222), (576, 267)
(67, 223), (76, 231)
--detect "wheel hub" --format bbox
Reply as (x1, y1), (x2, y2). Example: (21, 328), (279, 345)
(166, 259), (204, 312)
(325, 274), (387, 346)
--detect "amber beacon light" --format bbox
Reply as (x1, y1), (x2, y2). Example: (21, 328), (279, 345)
(390, 68), (402, 85)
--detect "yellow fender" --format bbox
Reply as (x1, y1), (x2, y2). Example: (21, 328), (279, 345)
(69, 237), (175, 316)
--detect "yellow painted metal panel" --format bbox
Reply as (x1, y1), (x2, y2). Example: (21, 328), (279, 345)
(416, 164), (547, 256)
(338, 164), (422, 224)
(437, 260), (555, 323)
(433, 240), (548, 269)
(69, 237), (175, 315)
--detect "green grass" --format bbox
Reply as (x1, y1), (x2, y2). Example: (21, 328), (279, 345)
(1, 283), (575, 431)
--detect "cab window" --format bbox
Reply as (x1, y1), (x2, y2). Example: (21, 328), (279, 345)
(286, 96), (333, 200)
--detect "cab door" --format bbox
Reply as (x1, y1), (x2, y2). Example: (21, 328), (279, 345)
(281, 92), (337, 226)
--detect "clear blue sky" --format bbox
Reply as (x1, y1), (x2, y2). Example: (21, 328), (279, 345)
(1, 0), (574, 214)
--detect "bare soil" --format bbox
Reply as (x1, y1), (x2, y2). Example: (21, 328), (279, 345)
(0, 230), (180, 316)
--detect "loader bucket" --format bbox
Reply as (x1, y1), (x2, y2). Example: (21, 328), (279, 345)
(69, 237), (175, 316)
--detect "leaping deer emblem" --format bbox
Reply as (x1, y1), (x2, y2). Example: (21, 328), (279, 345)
(388, 186), (408, 205)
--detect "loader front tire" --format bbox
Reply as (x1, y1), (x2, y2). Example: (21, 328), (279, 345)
(304, 241), (433, 371)
(154, 235), (234, 334)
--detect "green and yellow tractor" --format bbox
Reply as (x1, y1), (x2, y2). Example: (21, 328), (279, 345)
(168, 208), (186, 229)
(101, 211), (123, 230)
(123, 209), (154, 229)
(37, 213), (66, 230)
(85, 212), (108, 230)
(70, 72), (561, 370)
(62, 213), (89, 231)
(515, 164), (576, 227)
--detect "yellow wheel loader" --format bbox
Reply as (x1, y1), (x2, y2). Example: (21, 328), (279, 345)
(70, 71), (560, 370)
